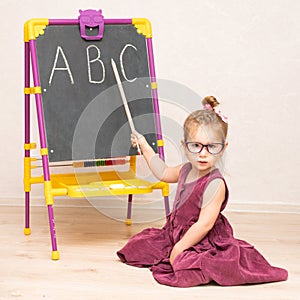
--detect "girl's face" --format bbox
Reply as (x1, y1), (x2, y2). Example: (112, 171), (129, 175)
(182, 124), (227, 177)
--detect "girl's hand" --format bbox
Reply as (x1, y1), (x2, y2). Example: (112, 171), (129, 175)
(130, 130), (145, 148)
(170, 244), (184, 266)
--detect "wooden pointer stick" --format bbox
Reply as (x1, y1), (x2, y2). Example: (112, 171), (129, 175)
(111, 58), (141, 155)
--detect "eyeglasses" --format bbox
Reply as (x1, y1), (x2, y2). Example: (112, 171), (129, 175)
(184, 142), (225, 155)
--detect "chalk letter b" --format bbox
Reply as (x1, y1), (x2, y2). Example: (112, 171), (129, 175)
(86, 45), (105, 84)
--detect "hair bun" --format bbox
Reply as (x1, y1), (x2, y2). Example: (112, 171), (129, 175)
(202, 96), (220, 108)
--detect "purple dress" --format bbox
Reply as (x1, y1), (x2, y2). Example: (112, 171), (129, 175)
(117, 163), (288, 287)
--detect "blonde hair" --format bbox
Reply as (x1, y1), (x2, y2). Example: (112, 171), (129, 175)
(183, 96), (228, 141)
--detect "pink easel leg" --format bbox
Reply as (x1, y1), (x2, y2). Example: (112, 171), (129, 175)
(146, 37), (170, 216)
(164, 196), (170, 216)
(29, 39), (59, 260)
(48, 205), (59, 255)
(24, 41), (31, 235)
(24, 193), (31, 234)
(126, 194), (133, 225)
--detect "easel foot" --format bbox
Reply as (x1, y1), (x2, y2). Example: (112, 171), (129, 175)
(52, 250), (60, 260)
(24, 228), (31, 235)
(125, 218), (132, 226)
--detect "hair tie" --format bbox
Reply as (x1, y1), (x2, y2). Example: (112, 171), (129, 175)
(203, 104), (228, 124)
(203, 104), (213, 111)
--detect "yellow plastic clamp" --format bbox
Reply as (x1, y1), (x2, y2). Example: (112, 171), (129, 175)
(162, 183), (169, 197)
(152, 182), (169, 197)
(24, 143), (37, 150)
(157, 140), (164, 147)
(132, 18), (152, 38)
(44, 181), (54, 205)
(24, 86), (42, 94)
(40, 148), (48, 156)
(24, 157), (31, 192)
(151, 82), (158, 90)
(24, 18), (49, 42)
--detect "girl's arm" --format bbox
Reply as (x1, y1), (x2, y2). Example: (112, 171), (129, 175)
(170, 178), (225, 265)
(132, 132), (182, 183)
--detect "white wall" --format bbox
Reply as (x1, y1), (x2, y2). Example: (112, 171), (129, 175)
(0, 0), (299, 207)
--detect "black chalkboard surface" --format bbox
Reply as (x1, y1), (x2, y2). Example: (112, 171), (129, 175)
(35, 24), (158, 162)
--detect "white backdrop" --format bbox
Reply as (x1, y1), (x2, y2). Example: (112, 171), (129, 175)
(0, 0), (299, 208)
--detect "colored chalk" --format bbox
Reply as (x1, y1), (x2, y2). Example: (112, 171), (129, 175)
(72, 158), (126, 168)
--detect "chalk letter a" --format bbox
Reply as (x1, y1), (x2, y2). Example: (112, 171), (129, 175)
(49, 46), (74, 85)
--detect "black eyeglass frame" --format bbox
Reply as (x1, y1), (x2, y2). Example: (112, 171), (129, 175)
(184, 142), (225, 155)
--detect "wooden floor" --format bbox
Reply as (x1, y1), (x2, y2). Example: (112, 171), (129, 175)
(0, 200), (299, 300)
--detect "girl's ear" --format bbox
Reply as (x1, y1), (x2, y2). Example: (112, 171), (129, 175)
(223, 141), (229, 152)
(181, 139), (185, 147)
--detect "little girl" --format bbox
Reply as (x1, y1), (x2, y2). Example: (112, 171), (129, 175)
(117, 96), (288, 287)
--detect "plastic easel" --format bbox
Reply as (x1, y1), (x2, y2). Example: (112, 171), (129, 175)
(23, 9), (170, 260)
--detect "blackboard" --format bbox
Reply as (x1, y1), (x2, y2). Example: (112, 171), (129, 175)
(35, 23), (158, 162)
